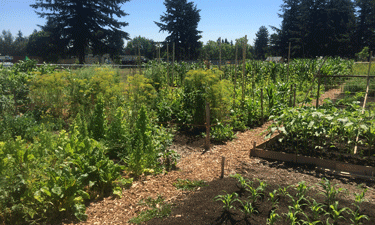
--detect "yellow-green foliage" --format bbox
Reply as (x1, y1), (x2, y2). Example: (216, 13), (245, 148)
(29, 67), (125, 119)
(184, 69), (233, 125)
(124, 74), (157, 109)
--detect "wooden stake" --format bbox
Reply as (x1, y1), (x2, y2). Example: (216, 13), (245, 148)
(205, 102), (211, 151)
(250, 141), (256, 158)
(316, 73), (321, 108)
(289, 84), (293, 107)
(167, 43), (170, 85)
(242, 35), (247, 108)
(219, 37), (222, 70)
(261, 88), (264, 124)
(293, 84), (297, 107)
(302, 57), (327, 106)
(221, 156), (225, 178)
(138, 45), (141, 75)
(288, 42), (291, 82)
(354, 51), (372, 154)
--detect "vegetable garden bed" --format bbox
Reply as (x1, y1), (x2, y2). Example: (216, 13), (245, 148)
(252, 134), (375, 179)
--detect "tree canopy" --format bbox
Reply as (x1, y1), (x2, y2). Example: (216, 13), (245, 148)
(155, 0), (202, 61)
(125, 36), (156, 60)
(254, 26), (269, 59)
(30, 0), (130, 64)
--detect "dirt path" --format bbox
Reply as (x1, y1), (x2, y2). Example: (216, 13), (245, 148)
(65, 87), (374, 225)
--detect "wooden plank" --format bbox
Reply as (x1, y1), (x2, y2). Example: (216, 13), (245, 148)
(335, 162), (374, 176)
(257, 134), (282, 149)
(252, 148), (294, 162)
(250, 148), (374, 179)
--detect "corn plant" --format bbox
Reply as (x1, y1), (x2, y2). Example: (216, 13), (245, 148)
(318, 178), (346, 207)
(230, 173), (248, 193)
(348, 208), (370, 225)
(239, 200), (258, 219)
(267, 210), (281, 225)
(324, 201), (349, 224)
(285, 209), (302, 225)
(347, 187), (370, 225)
(295, 181), (312, 200)
(278, 184), (290, 197)
(268, 189), (279, 209)
(245, 183), (262, 204)
(308, 198), (324, 221)
(214, 191), (239, 212)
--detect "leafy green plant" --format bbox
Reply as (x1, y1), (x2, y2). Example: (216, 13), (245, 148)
(173, 179), (207, 191)
(214, 191), (239, 212)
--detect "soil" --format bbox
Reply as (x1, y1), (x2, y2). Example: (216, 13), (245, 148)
(60, 87), (375, 225)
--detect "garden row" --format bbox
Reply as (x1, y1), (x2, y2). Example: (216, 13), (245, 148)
(0, 58), (353, 224)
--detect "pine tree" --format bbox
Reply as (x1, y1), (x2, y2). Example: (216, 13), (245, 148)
(30, 0), (130, 64)
(155, 0), (202, 61)
(254, 26), (269, 60)
(356, 0), (375, 53)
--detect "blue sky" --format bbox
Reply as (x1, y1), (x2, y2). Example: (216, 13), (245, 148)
(1, 0), (284, 45)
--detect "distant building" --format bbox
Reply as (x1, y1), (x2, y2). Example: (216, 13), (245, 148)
(265, 56), (284, 63)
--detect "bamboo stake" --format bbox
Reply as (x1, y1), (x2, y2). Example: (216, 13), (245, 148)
(205, 102), (211, 151)
(138, 45), (141, 75)
(302, 57), (327, 106)
(167, 43), (170, 85)
(316, 73), (321, 108)
(354, 51), (372, 154)
(293, 84), (297, 107)
(233, 44), (238, 106)
(242, 35), (247, 108)
(172, 42), (175, 86)
(219, 37), (222, 70)
(288, 42), (291, 82)
(261, 88), (264, 124)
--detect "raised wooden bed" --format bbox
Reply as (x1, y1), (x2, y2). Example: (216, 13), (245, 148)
(251, 135), (375, 180)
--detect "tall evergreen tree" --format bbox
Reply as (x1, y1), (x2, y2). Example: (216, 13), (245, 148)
(276, 0), (356, 58)
(254, 26), (269, 59)
(155, 0), (202, 61)
(356, 0), (375, 53)
(278, 0), (302, 57)
(30, 0), (130, 64)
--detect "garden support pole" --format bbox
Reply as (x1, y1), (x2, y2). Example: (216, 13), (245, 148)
(221, 157), (225, 178)
(205, 102), (211, 151)
(289, 84), (293, 107)
(167, 43), (170, 85)
(316, 73), (321, 108)
(242, 35), (247, 109)
(172, 42), (175, 86)
(354, 51), (372, 154)
(219, 37), (222, 70)
(302, 57), (327, 106)
(293, 84), (297, 107)
(288, 42), (291, 82)
(233, 44), (238, 106)
(138, 45), (141, 75)
(261, 88), (264, 124)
